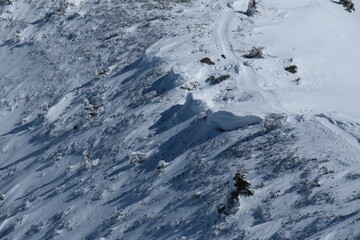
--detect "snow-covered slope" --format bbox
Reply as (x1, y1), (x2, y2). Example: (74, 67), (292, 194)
(0, 0), (360, 239)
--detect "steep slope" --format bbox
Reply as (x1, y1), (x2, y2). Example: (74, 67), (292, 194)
(0, 0), (360, 239)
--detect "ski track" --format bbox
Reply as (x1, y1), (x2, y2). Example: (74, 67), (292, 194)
(216, 0), (287, 116)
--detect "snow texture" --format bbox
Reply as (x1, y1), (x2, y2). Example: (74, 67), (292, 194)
(0, 0), (360, 239)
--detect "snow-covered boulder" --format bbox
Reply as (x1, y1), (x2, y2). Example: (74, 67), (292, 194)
(207, 110), (262, 131)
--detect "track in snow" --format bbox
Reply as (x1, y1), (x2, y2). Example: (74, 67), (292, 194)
(212, 0), (286, 116)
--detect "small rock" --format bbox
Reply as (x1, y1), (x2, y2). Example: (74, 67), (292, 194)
(285, 65), (298, 74)
(200, 57), (215, 65)
(156, 160), (169, 171)
(130, 152), (148, 164)
(97, 68), (110, 77)
(339, 0), (355, 12)
(243, 47), (264, 59)
(206, 75), (230, 85)
(179, 81), (200, 91)
(293, 77), (301, 85)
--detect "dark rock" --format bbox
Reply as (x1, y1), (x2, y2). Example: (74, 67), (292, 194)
(200, 57), (215, 65)
(246, 0), (258, 16)
(293, 77), (301, 85)
(243, 47), (264, 59)
(339, 0), (355, 12)
(220, 172), (253, 215)
(206, 74), (230, 85)
(285, 65), (298, 74)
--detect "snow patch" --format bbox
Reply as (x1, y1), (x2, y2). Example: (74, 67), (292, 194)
(47, 92), (75, 123)
(207, 110), (262, 131)
(228, 0), (252, 13)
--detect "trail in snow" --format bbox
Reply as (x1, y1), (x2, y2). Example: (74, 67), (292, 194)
(215, 0), (360, 122)
(217, 3), (237, 63)
(213, 0), (286, 116)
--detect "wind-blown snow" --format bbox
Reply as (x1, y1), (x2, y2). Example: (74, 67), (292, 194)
(0, 0), (360, 239)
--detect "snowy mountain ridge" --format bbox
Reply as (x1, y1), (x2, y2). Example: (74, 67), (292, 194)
(0, 0), (360, 239)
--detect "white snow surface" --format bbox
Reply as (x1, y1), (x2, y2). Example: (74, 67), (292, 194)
(0, 0), (360, 239)
(228, 0), (252, 13)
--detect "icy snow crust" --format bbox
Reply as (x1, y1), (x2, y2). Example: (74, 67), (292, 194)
(0, 0), (360, 239)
